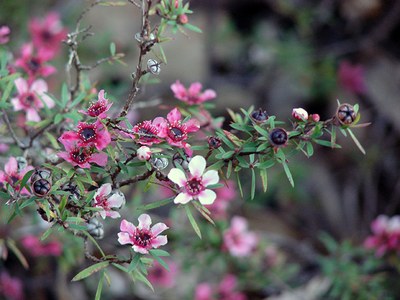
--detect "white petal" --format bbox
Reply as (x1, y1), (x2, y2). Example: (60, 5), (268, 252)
(202, 170), (219, 186)
(198, 189), (216, 205)
(107, 194), (124, 208)
(188, 155), (206, 177)
(98, 183), (112, 197)
(133, 245), (149, 254)
(30, 79), (48, 93)
(138, 214), (152, 230)
(168, 168), (187, 187)
(117, 232), (132, 245)
(151, 223), (168, 236)
(15, 78), (28, 94)
(173, 192), (192, 204)
(151, 235), (168, 248)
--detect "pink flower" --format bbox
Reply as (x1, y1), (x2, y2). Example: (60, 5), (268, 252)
(168, 155), (219, 205)
(15, 43), (56, 79)
(0, 143), (10, 154)
(0, 272), (24, 300)
(364, 215), (400, 256)
(132, 118), (164, 146)
(0, 26), (11, 44)
(0, 157), (33, 195)
(208, 180), (236, 219)
(195, 283), (213, 300)
(137, 146), (152, 161)
(292, 108), (308, 121)
(158, 108), (200, 155)
(223, 216), (258, 257)
(29, 12), (67, 59)
(21, 235), (62, 257)
(148, 259), (178, 288)
(93, 183), (125, 219)
(338, 61), (366, 94)
(59, 121), (111, 151)
(171, 80), (216, 105)
(11, 77), (54, 122)
(79, 90), (112, 119)
(57, 141), (108, 169)
(117, 214), (168, 254)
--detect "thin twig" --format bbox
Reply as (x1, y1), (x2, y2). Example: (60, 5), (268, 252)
(1, 109), (25, 149)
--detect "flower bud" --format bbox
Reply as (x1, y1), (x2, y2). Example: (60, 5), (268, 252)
(250, 108), (269, 124)
(336, 103), (357, 125)
(269, 128), (288, 147)
(174, 0), (180, 8)
(310, 114), (320, 122)
(208, 136), (222, 149)
(292, 108), (308, 121)
(172, 152), (190, 170)
(137, 146), (152, 161)
(150, 157), (169, 170)
(178, 14), (189, 24)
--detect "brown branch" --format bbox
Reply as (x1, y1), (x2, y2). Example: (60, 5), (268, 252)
(1, 109), (25, 149)
(118, 169), (154, 187)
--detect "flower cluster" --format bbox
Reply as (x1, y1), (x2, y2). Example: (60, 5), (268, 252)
(364, 215), (400, 256)
(223, 216), (258, 257)
(0, 157), (33, 196)
(93, 183), (125, 219)
(195, 274), (247, 300)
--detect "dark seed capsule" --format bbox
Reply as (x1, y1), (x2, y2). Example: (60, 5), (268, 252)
(31, 168), (52, 184)
(32, 179), (51, 197)
(250, 108), (269, 124)
(336, 103), (357, 125)
(208, 136), (222, 149)
(269, 128), (288, 147)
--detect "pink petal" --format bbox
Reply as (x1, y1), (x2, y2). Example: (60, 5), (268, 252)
(117, 232), (132, 245)
(97, 89), (106, 101)
(11, 98), (24, 111)
(108, 193), (124, 208)
(106, 211), (121, 219)
(5, 157), (18, 175)
(90, 152), (108, 167)
(59, 131), (80, 145)
(41, 65), (57, 77)
(231, 216), (248, 232)
(170, 80), (187, 100)
(133, 245), (149, 254)
(202, 170), (219, 186)
(26, 108), (41, 122)
(14, 78), (28, 94)
(151, 235), (168, 248)
(30, 79), (48, 94)
(168, 168), (187, 187)
(99, 210), (107, 219)
(188, 155), (206, 177)
(95, 128), (111, 151)
(188, 82), (202, 96)
(151, 223), (169, 236)
(198, 189), (216, 205)
(199, 89), (216, 101)
(138, 214), (152, 230)
(97, 183), (112, 198)
(120, 219), (136, 235)
(40, 93), (55, 108)
(167, 108), (181, 123)
(173, 192), (192, 204)
(184, 118), (200, 133)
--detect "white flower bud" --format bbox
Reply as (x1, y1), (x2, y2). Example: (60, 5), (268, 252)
(137, 146), (152, 161)
(292, 108), (308, 121)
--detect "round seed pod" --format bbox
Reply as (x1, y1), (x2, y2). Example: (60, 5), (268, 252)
(31, 168), (52, 184)
(150, 157), (169, 170)
(336, 103), (357, 125)
(250, 108), (269, 124)
(32, 179), (51, 197)
(208, 136), (222, 149)
(87, 218), (104, 240)
(269, 128), (288, 147)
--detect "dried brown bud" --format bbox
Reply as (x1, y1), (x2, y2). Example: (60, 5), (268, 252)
(250, 108), (269, 124)
(269, 128), (288, 147)
(208, 136), (222, 149)
(336, 103), (357, 126)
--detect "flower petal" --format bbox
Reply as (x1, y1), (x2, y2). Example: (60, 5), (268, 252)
(138, 214), (152, 230)
(168, 168), (187, 187)
(188, 155), (206, 177)
(106, 211), (121, 219)
(120, 219), (136, 235)
(5, 157), (18, 176)
(173, 192), (192, 204)
(15, 78), (28, 95)
(95, 128), (111, 151)
(133, 245), (149, 254)
(151, 223), (169, 236)
(97, 183), (112, 198)
(26, 108), (41, 122)
(30, 79), (48, 94)
(90, 152), (108, 167)
(198, 189), (216, 205)
(117, 232), (132, 245)
(151, 235), (168, 248)
(167, 108), (181, 123)
(108, 194), (124, 208)
(11, 98), (24, 111)
(202, 170), (219, 186)
(184, 118), (200, 133)
(188, 82), (202, 96)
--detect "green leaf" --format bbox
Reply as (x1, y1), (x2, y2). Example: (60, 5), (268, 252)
(72, 261), (110, 281)
(41, 226), (54, 241)
(81, 230), (106, 257)
(6, 239), (29, 269)
(128, 254), (141, 272)
(259, 168), (268, 192)
(149, 249), (170, 257)
(54, 113), (64, 124)
(19, 170), (34, 190)
(253, 124), (269, 137)
(183, 23), (202, 33)
(306, 142), (314, 157)
(132, 270), (154, 291)
(110, 42), (116, 56)
(192, 201), (215, 225)
(70, 92), (86, 108)
(236, 172), (243, 198)
(282, 161), (294, 187)
(151, 254), (169, 271)
(95, 271), (105, 300)
(250, 168), (256, 200)
(45, 132), (60, 149)
(184, 205), (201, 239)
(61, 83), (69, 107)
(347, 128), (366, 155)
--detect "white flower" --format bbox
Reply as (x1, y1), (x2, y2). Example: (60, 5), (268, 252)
(137, 146), (152, 161)
(93, 183), (125, 219)
(292, 108), (308, 121)
(167, 155), (219, 205)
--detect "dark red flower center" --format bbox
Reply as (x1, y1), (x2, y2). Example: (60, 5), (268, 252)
(168, 123), (186, 142)
(78, 124), (97, 142)
(21, 93), (36, 107)
(70, 147), (91, 164)
(41, 30), (53, 42)
(94, 195), (108, 209)
(185, 177), (204, 196)
(87, 101), (106, 117)
(134, 229), (152, 247)
(134, 122), (159, 144)
(28, 58), (41, 72)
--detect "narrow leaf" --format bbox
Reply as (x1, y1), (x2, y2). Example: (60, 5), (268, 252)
(72, 261), (109, 281)
(185, 205), (201, 239)
(347, 128), (366, 155)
